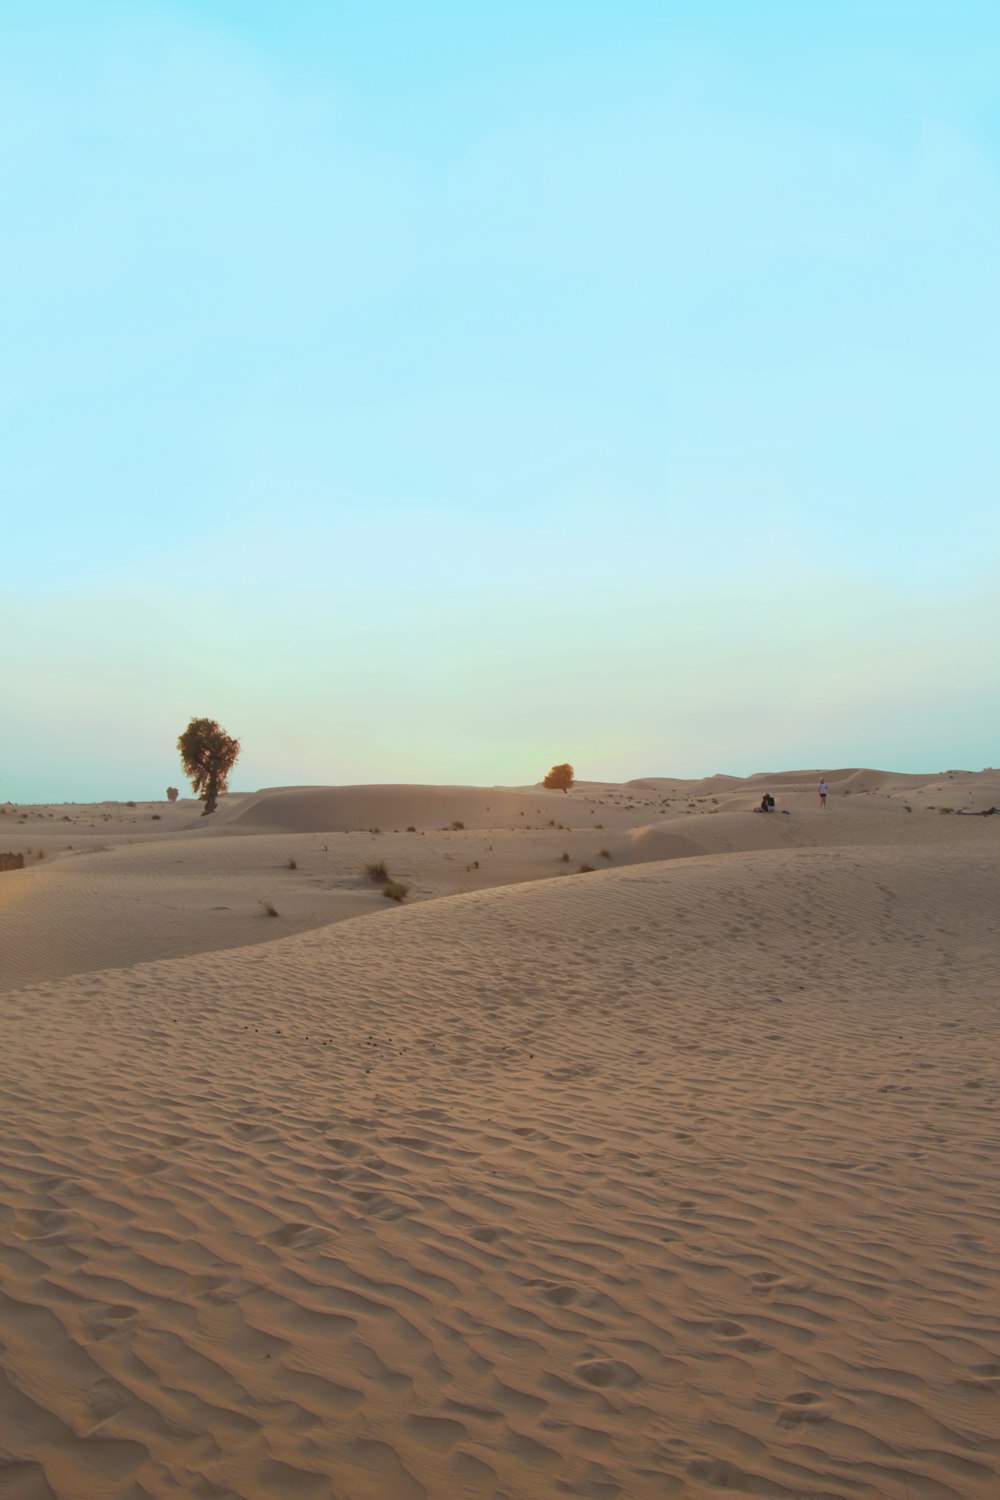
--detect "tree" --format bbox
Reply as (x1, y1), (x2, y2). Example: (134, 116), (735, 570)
(178, 717), (240, 815)
(543, 763), (575, 793)
(166, 786), (179, 803)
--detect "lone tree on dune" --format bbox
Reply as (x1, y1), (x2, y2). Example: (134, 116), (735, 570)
(178, 718), (240, 815)
(544, 763), (575, 793)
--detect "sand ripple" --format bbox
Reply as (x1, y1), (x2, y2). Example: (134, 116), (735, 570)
(1, 845), (999, 1497)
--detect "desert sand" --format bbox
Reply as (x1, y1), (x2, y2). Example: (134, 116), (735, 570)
(1, 768), (998, 1499)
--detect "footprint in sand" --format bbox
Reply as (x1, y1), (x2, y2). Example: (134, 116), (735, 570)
(406, 1414), (467, 1450)
(540, 1284), (579, 1306)
(268, 1221), (327, 1249)
(575, 1358), (640, 1389)
(710, 1319), (769, 1353)
(712, 1320), (745, 1338)
(749, 1271), (787, 1295)
(84, 1380), (125, 1430)
(776, 1390), (832, 1426)
(80, 1302), (138, 1341)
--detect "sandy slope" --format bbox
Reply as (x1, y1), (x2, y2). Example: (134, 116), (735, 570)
(3, 772), (998, 994)
(1, 772), (998, 1499)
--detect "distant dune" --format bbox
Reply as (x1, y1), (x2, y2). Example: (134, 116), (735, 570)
(1, 768), (998, 1498)
(219, 783), (584, 834)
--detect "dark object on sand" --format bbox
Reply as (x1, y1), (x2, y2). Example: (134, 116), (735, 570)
(957, 806), (999, 816)
(0, 852), (25, 872)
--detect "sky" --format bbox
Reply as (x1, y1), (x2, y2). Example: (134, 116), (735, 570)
(2, 0), (998, 801)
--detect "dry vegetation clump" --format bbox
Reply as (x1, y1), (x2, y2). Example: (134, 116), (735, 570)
(543, 763), (575, 792)
(366, 860), (390, 883)
(382, 881), (410, 903)
(258, 900), (279, 917)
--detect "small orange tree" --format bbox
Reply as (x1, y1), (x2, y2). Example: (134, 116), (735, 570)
(178, 717), (240, 815)
(543, 763), (575, 793)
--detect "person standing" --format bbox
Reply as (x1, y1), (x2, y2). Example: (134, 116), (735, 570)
(819, 777), (829, 808)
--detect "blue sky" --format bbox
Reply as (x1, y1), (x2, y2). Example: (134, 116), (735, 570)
(3, 1), (998, 800)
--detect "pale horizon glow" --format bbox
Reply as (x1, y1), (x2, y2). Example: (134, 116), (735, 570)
(3, 2), (998, 802)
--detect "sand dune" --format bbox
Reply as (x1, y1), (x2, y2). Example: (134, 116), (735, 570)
(218, 784), (587, 834)
(1, 772), (998, 1498)
(4, 771), (996, 996)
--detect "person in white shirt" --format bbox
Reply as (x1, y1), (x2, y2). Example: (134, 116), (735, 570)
(818, 777), (829, 808)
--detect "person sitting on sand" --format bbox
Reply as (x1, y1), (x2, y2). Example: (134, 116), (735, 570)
(819, 777), (828, 808)
(756, 793), (775, 813)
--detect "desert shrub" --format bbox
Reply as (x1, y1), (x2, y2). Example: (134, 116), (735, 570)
(287, 857), (297, 869)
(544, 763), (575, 793)
(126, 801), (136, 808)
(450, 820), (465, 830)
(366, 860), (390, 883)
(177, 719), (239, 816)
(258, 900), (279, 917)
(151, 814), (161, 820)
(578, 863), (595, 873)
(599, 849), (612, 859)
(938, 806), (954, 814)
(406, 825), (416, 832)
(559, 851), (570, 862)
(382, 881), (410, 902)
